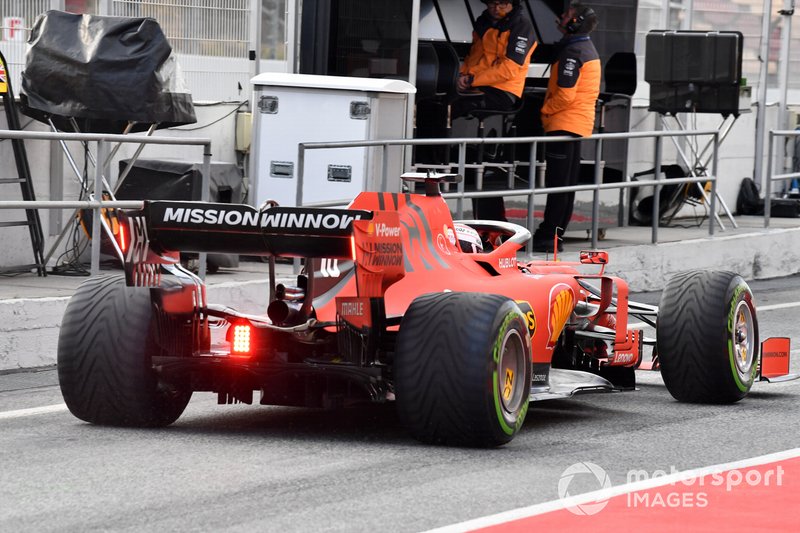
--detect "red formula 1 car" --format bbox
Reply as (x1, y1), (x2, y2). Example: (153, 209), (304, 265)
(57, 174), (796, 446)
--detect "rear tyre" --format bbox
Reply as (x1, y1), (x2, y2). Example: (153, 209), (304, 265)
(657, 270), (758, 403)
(58, 276), (192, 426)
(394, 292), (531, 447)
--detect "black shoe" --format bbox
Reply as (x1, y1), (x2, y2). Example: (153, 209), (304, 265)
(532, 238), (564, 253)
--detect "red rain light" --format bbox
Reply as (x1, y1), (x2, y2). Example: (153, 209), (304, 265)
(231, 324), (252, 355)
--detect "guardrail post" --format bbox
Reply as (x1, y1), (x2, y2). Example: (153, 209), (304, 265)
(90, 140), (108, 276)
(457, 142), (467, 219)
(527, 140), (537, 254)
(591, 137), (602, 248)
(765, 131), (774, 228)
(198, 143), (212, 280)
(652, 135), (663, 244)
(296, 144), (306, 207)
(709, 131), (719, 236)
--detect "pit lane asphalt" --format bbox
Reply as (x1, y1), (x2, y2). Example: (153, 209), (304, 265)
(1, 275), (799, 532)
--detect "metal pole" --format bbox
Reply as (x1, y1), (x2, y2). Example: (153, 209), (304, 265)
(591, 138), (602, 248)
(49, 119), (87, 191)
(252, 0), (262, 78)
(754, 0), (774, 189)
(652, 136), (663, 244)
(404, 0), (422, 172)
(198, 143), (212, 280)
(381, 143), (389, 192)
(777, 1), (795, 174)
(660, 0), (671, 27)
(683, 0), (694, 29)
(49, 140), (64, 237)
(296, 144), (305, 206)
(527, 140), (537, 254)
(457, 142), (466, 218)
(91, 140), (109, 276)
(765, 131), (774, 227)
(709, 132), (719, 236)
(286, 0), (299, 73)
(115, 124), (157, 187)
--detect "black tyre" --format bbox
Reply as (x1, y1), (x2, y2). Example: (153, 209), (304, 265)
(657, 270), (759, 403)
(58, 276), (192, 426)
(394, 292), (531, 447)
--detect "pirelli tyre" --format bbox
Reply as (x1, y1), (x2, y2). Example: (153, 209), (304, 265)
(394, 292), (531, 447)
(657, 270), (759, 403)
(57, 276), (192, 426)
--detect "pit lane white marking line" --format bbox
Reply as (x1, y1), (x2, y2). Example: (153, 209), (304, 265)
(758, 301), (800, 311)
(0, 403), (68, 420)
(627, 301), (800, 330)
(424, 447), (800, 533)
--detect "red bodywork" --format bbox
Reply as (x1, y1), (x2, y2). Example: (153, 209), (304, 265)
(314, 190), (641, 367)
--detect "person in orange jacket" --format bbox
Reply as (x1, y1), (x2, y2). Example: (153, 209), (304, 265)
(454, 0), (536, 117)
(533, 1), (601, 253)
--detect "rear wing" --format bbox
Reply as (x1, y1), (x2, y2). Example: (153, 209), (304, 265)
(122, 200), (373, 285)
(129, 200), (371, 256)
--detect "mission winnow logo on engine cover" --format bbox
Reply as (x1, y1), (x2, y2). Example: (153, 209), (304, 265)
(153, 203), (371, 234)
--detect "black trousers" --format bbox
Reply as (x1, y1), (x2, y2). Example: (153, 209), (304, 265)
(451, 86), (517, 118)
(537, 130), (581, 239)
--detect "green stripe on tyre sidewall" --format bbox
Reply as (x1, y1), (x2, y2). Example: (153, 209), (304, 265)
(727, 284), (757, 393)
(492, 312), (528, 436)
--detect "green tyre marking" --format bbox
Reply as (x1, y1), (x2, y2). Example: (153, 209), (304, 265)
(492, 370), (514, 435)
(492, 311), (528, 436)
(726, 284), (757, 393)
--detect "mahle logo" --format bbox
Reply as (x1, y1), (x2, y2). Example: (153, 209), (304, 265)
(558, 462), (612, 516)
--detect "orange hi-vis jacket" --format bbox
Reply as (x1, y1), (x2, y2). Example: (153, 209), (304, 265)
(460, 7), (536, 98)
(541, 35), (601, 137)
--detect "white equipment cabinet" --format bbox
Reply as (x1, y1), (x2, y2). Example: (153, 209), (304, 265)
(250, 73), (415, 207)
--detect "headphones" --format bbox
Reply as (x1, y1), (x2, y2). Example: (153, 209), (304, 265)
(564, 6), (595, 34)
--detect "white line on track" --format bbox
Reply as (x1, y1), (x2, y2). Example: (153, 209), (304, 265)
(628, 301), (800, 330)
(0, 403), (67, 420)
(758, 301), (800, 311)
(424, 447), (800, 533)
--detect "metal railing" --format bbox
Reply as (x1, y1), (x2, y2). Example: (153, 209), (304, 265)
(764, 129), (800, 227)
(297, 129), (721, 252)
(0, 129), (212, 276)
(2, 126), (796, 277)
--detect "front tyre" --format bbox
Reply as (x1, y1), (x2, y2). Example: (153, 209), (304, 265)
(394, 292), (531, 447)
(657, 270), (758, 403)
(58, 276), (192, 426)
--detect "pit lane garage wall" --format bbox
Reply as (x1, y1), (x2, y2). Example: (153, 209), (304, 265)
(0, 0), (797, 271)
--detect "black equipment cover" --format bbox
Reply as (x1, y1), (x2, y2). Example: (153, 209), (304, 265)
(20, 10), (196, 133)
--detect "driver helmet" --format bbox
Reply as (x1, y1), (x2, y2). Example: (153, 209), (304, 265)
(454, 223), (484, 253)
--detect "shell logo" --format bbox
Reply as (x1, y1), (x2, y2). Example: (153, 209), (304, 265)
(548, 284), (575, 345)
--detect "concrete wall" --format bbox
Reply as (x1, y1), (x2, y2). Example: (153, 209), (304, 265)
(0, 276), (272, 371)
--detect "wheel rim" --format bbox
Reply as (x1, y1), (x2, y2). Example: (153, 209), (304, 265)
(732, 301), (755, 378)
(498, 328), (527, 415)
